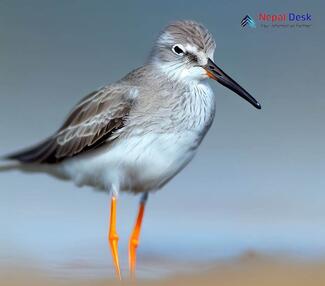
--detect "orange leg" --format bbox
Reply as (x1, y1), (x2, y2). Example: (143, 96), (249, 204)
(108, 196), (121, 280)
(128, 193), (148, 278)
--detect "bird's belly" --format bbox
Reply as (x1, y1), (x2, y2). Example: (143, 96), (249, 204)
(61, 132), (200, 192)
(120, 132), (199, 191)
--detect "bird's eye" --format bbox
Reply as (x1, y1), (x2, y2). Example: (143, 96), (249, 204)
(172, 44), (185, 55)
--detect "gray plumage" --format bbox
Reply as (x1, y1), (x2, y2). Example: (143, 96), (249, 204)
(3, 19), (260, 193)
(6, 20), (216, 165)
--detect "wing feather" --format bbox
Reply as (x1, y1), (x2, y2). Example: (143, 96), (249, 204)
(6, 84), (136, 164)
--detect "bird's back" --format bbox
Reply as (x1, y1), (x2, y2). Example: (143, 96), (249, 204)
(4, 79), (138, 164)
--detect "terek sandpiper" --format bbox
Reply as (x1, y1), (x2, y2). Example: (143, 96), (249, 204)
(1, 20), (261, 279)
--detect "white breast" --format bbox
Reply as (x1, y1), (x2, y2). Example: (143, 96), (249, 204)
(177, 81), (216, 137)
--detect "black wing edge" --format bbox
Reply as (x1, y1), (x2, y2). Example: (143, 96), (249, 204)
(3, 137), (58, 164)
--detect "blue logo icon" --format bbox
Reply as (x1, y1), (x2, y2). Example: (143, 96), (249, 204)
(241, 15), (256, 28)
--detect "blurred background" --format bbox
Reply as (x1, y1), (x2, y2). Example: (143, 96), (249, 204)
(0, 0), (324, 282)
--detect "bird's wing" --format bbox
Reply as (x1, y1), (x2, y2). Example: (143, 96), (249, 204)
(6, 84), (137, 164)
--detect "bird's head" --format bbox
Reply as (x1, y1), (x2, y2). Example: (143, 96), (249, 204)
(150, 20), (261, 109)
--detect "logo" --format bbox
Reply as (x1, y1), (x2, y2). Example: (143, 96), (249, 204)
(241, 15), (256, 28)
(258, 12), (312, 22)
(241, 12), (312, 29)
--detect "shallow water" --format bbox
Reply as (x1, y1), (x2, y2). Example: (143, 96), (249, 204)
(1, 174), (325, 279)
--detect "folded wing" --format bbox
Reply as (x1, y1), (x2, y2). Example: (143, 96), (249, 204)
(6, 85), (136, 164)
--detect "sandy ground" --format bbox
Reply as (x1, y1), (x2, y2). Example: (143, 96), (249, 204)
(2, 254), (325, 286)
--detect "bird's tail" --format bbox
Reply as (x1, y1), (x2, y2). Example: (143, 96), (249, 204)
(0, 156), (66, 180)
(0, 140), (51, 173)
(0, 159), (22, 172)
(0, 158), (47, 175)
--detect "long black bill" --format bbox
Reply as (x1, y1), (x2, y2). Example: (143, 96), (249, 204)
(204, 58), (261, 109)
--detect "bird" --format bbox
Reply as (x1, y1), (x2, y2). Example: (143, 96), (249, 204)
(0, 20), (261, 280)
